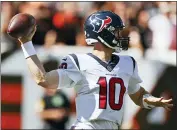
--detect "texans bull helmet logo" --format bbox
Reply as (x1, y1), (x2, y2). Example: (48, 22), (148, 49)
(89, 14), (112, 33)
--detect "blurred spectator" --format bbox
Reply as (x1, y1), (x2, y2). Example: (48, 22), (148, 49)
(148, 2), (174, 52)
(53, 2), (82, 46)
(128, 27), (143, 52)
(136, 9), (152, 55)
(114, 2), (127, 23)
(36, 89), (70, 130)
(44, 30), (58, 48)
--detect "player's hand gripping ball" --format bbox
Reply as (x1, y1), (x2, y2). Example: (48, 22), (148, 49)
(7, 13), (36, 39)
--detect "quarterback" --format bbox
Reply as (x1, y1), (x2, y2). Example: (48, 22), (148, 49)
(17, 11), (173, 129)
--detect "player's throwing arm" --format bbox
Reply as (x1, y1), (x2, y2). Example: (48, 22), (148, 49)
(7, 13), (59, 89)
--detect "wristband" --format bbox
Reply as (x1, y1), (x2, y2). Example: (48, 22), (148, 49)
(142, 94), (155, 109)
(21, 41), (37, 58)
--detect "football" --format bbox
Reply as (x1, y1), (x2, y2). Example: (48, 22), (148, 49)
(7, 13), (36, 39)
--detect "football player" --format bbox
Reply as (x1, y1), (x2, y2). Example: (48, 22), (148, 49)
(17, 11), (173, 129)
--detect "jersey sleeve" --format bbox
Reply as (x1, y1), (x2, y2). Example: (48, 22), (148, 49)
(128, 58), (142, 95)
(57, 55), (82, 89)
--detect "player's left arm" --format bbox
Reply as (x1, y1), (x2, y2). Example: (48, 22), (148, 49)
(128, 59), (173, 110)
(129, 86), (173, 110)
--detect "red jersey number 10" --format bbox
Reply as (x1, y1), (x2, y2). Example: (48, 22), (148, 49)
(97, 77), (126, 110)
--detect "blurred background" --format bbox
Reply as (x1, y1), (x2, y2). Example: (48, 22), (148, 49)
(1, 1), (176, 130)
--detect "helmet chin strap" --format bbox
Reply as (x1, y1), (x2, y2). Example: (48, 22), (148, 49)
(97, 36), (122, 53)
(97, 36), (115, 49)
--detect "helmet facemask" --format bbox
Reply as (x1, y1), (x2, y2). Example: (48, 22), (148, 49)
(114, 28), (130, 52)
(97, 26), (130, 52)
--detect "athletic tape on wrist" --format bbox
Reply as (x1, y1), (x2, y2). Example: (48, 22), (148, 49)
(142, 94), (155, 109)
(21, 41), (37, 58)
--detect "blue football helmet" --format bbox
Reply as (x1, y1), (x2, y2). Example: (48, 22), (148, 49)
(84, 11), (130, 51)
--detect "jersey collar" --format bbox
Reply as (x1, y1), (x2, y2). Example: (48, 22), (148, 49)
(87, 53), (119, 72)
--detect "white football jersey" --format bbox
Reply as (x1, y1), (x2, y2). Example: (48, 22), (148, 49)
(57, 53), (142, 125)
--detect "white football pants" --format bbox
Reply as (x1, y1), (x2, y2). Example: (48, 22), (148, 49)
(71, 119), (119, 129)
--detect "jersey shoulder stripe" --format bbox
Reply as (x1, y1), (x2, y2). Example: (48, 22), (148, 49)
(130, 56), (136, 72)
(69, 54), (80, 70)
